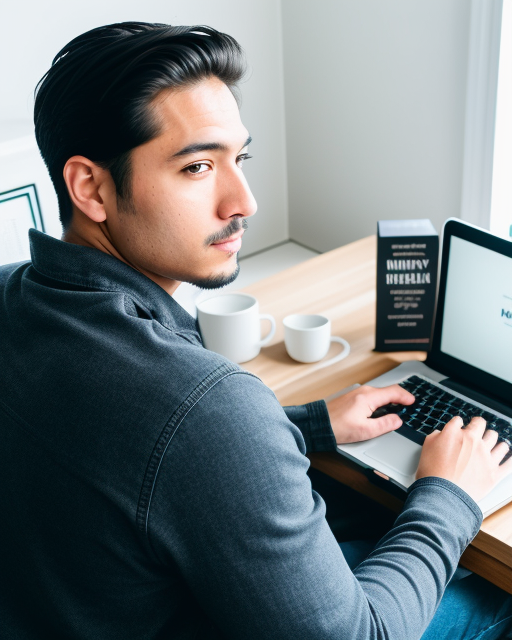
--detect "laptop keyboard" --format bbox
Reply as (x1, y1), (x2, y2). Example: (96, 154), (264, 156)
(375, 375), (512, 460)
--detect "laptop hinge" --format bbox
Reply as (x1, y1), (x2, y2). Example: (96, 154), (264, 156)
(424, 353), (448, 374)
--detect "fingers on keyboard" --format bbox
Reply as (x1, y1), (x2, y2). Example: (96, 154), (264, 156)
(397, 376), (512, 450)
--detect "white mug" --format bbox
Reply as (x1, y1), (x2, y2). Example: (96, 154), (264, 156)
(197, 293), (276, 363)
(283, 314), (350, 368)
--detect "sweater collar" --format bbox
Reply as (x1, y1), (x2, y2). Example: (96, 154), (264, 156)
(29, 229), (199, 334)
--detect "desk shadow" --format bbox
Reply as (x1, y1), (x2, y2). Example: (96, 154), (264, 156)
(259, 340), (352, 366)
(260, 341), (294, 364)
(259, 342), (418, 385)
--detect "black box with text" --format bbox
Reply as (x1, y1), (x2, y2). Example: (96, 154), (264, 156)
(375, 219), (438, 351)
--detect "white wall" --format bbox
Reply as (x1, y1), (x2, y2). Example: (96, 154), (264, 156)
(0, 0), (288, 256)
(281, 0), (471, 252)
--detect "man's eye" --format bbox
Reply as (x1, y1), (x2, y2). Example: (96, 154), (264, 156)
(237, 153), (253, 167)
(185, 163), (210, 175)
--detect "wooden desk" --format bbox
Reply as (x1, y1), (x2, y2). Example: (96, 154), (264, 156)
(240, 235), (512, 594)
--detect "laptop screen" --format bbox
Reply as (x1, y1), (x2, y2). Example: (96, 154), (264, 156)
(429, 219), (512, 404)
(440, 235), (512, 384)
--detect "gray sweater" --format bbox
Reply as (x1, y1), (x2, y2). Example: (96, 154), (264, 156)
(0, 229), (482, 639)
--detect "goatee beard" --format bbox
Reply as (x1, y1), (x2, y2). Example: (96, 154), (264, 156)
(190, 259), (241, 290)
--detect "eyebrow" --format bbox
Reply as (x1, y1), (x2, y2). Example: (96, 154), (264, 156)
(171, 135), (252, 159)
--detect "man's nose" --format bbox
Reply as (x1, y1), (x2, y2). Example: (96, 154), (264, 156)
(217, 169), (257, 220)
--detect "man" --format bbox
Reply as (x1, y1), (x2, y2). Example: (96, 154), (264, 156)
(0, 22), (511, 639)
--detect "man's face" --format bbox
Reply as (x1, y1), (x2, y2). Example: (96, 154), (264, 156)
(102, 77), (257, 291)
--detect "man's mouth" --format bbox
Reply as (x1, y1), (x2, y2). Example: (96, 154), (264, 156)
(211, 231), (244, 254)
(206, 218), (248, 254)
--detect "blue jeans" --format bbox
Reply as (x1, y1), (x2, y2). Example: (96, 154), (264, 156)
(340, 540), (512, 639)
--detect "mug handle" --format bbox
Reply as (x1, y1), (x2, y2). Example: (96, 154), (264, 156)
(313, 336), (350, 370)
(257, 314), (276, 347)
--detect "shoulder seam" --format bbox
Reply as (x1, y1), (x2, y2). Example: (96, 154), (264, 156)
(136, 365), (259, 540)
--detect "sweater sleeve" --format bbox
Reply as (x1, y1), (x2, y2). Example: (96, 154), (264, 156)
(147, 370), (482, 640)
(283, 400), (336, 452)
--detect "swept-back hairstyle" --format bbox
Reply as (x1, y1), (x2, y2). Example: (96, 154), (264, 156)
(34, 22), (246, 227)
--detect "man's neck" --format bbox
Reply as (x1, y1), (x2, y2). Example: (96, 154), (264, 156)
(62, 212), (182, 296)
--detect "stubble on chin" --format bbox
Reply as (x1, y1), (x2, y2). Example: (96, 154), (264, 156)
(190, 258), (241, 290)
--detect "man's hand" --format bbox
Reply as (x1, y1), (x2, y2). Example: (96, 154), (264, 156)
(327, 384), (415, 444)
(416, 416), (512, 503)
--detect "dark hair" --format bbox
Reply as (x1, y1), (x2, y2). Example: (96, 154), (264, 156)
(34, 22), (246, 227)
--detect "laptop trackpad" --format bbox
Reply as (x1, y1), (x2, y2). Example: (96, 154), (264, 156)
(364, 432), (422, 477)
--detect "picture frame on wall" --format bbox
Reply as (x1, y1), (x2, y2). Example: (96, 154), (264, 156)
(0, 183), (45, 266)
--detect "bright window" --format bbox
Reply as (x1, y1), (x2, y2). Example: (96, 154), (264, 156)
(490, 0), (512, 239)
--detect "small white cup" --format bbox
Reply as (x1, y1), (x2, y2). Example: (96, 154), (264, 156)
(197, 293), (276, 363)
(283, 314), (350, 368)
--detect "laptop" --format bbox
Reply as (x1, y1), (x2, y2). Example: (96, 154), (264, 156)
(337, 218), (512, 517)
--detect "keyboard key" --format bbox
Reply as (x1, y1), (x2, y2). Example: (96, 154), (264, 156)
(409, 419), (424, 432)
(420, 425), (435, 435)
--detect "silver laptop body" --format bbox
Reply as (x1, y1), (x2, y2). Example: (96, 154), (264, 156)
(337, 219), (512, 517)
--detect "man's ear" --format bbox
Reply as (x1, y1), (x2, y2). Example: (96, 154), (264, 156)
(63, 156), (114, 223)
